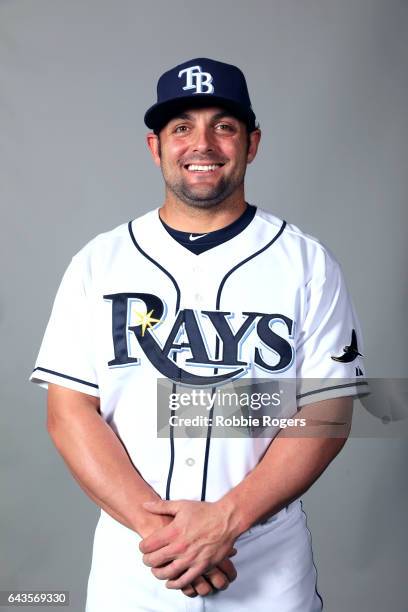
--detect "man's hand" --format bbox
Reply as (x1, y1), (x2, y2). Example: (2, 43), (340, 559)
(178, 556), (237, 598)
(139, 499), (239, 590)
(140, 506), (237, 597)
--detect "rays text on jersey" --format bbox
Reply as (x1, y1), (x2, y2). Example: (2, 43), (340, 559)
(103, 292), (295, 386)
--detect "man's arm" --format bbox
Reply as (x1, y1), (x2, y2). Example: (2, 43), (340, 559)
(47, 383), (164, 535)
(140, 396), (353, 589)
(46, 383), (237, 597)
(219, 396), (353, 533)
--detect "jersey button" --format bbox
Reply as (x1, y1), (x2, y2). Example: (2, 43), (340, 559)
(185, 457), (195, 466)
(194, 293), (203, 303)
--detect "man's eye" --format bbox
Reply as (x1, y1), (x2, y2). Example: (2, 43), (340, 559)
(174, 125), (189, 133)
(216, 123), (234, 132)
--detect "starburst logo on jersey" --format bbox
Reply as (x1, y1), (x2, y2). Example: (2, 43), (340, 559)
(133, 309), (161, 336)
(103, 292), (294, 385)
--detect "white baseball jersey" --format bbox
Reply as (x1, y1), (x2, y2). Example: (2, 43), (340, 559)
(30, 206), (367, 611)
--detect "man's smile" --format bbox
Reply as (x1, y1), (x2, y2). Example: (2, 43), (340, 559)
(183, 162), (226, 175)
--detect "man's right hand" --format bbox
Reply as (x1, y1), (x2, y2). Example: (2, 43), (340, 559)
(141, 512), (237, 598)
(180, 550), (237, 598)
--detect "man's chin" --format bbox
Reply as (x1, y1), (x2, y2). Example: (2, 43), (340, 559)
(181, 178), (238, 205)
(179, 191), (228, 209)
(165, 177), (238, 208)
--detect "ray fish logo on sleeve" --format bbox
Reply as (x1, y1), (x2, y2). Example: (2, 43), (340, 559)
(178, 65), (214, 94)
(331, 329), (363, 363)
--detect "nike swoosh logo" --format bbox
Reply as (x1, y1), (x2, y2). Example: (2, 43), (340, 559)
(189, 233), (208, 241)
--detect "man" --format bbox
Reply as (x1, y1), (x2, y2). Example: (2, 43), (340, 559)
(29, 58), (368, 611)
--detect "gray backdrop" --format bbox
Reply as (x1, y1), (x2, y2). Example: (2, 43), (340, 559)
(1, 0), (407, 610)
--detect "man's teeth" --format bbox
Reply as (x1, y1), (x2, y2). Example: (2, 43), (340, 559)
(187, 164), (221, 171)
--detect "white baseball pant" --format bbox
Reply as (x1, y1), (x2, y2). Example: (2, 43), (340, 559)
(85, 501), (323, 612)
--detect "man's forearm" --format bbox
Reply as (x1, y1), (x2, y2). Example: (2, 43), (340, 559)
(47, 384), (164, 537)
(47, 385), (238, 598)
(218, 397), (353, 537)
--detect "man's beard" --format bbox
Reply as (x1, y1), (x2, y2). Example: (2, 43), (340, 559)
(163, 172), (245, 209)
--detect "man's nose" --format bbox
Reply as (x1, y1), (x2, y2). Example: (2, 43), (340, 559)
(191, 126), (214, 153)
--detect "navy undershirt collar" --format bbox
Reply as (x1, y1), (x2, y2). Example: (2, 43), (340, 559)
(159, 203), (257, 254)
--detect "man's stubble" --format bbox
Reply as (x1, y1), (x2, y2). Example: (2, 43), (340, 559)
(157, 138), (247, 210)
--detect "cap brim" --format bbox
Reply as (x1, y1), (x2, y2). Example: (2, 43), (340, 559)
(144, 95), (255, 132)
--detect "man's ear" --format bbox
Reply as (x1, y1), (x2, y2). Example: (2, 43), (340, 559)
(246, 129), (261, 164)
(146, 132), (161, 167)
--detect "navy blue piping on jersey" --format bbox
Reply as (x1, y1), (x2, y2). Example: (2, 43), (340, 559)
(297, 380), (369, 401)
(128, 220), (181, 501)
(302, 498), (324, 610)
(200, 220), (287, 501)
(166, 377), (177, 500)
(128, 221), (181, 312)
(32, 367), (99, 390)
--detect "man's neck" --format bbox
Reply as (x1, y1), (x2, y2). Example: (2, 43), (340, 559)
(159, 191), (248, 233)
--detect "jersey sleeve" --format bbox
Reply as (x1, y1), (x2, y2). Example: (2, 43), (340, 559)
(296, 247), (368, 407)
(29, 252), (99, 397)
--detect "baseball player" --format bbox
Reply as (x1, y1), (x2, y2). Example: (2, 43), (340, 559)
(29, 58), (368, 611)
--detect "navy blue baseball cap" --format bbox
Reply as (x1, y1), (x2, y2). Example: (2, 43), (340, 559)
(144, 57), (257, 133)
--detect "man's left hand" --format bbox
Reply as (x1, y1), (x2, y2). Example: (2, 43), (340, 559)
(139, 499), (239, 589)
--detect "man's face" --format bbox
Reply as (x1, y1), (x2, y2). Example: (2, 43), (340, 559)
(147, 106), (261, 209)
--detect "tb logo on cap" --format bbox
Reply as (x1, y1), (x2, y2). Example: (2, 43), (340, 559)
(178, 65), (214, 94)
